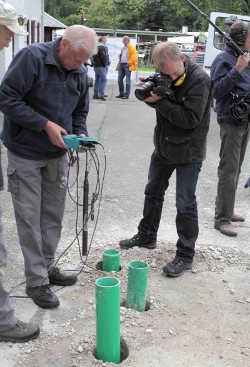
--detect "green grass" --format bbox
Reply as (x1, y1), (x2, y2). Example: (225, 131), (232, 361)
(137, 66), (155, 73)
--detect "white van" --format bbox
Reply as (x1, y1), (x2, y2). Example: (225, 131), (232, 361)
(204, 11), (250, 72)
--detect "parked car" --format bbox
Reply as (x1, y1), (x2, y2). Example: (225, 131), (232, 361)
(192, 50), (205, 65)
(88, 75), (93, 87)
(180, 44), (206, 66)
(180, 45), (195, 59)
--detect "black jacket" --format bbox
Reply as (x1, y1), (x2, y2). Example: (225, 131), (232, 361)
(149, 57), (212, 164)
(92, 44), (107, 68)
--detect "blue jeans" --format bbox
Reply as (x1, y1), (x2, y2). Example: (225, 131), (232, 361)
(138, 151), (202, 261)
(94, 66), (107, 97)
(118, 64), (131, 97)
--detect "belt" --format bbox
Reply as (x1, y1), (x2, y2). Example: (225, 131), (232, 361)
(120, 62), (127, 65)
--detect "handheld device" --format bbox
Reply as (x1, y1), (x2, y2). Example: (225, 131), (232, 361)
(62, 134), (103, 150)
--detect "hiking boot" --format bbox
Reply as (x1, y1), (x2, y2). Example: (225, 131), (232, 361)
(231, 212), (245, 222)
(26, 285), (60, 309)
(163, 256), (193, 277)
(119, 234), (156, 250)
(49, 267), (77, 286)
(0, 320), (40, 343)
(214, 223), (237, 237)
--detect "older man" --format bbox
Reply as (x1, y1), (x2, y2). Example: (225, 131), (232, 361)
(0, 0), (40, 342)
(0, 23), (98, 309)
(116, 35), (138, 99)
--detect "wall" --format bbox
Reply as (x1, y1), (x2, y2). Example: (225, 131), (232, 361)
(0, 0), (44, 81)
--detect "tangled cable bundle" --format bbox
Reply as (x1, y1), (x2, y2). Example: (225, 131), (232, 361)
(229, 92), (250, 124)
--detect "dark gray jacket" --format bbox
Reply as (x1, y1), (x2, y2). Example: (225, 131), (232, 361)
(0, 37), (89, 160)
(149, 57), (212, 164)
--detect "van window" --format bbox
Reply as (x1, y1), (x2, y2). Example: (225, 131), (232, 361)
(213, 16), (250, 51)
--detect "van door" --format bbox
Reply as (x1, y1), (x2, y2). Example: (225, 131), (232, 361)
(204, 12), (250, 71)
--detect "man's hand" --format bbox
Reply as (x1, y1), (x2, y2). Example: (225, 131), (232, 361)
(144, 92), (163, 103)
(44, 121), (68, 149)
(78, 133), (87, 154)
(236, 53), (250, 72)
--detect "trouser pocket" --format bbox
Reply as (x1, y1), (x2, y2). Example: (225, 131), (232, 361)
(7, 167), (19, 194)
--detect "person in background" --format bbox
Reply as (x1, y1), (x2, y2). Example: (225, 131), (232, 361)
(102, 36), (110, 96)
(119, 41), (212, 278)
(116, 35), (138, 99)
(211, 20), (250, 237)
(0, 0), (40, 342)
(0, 24), (97, 309)
(92, 36), (109, 101)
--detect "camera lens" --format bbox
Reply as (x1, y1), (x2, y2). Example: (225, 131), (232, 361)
(134, 81), (155, 101)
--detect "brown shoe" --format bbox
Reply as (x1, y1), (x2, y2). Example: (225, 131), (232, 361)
(214, 223), (237, 237)
(231, 212), (245, 222)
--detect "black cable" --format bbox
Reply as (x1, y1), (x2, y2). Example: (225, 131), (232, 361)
(9, 143), (106, 299)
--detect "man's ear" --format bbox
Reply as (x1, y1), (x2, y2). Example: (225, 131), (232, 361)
(180, 53), (186, 63)
(61, 38), (69, 48)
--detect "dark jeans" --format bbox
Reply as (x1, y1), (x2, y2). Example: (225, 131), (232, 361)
(215, 122), (249, 226)
(138, 151), (202, 261)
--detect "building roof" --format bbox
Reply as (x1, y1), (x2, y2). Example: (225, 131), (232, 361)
(44, 12), (66, 29)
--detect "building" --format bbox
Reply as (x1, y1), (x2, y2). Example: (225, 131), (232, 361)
(44, 11), (66, 42)
(0, 0), (44, 81)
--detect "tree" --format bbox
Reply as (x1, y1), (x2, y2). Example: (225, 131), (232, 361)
(171, 0), (250, 30)
(45, 0), (250, 31)
(44, 0), (60, 18)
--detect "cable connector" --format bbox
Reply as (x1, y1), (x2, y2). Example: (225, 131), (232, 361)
(68, 149), (77, 165)
(90, 193), (98, 220)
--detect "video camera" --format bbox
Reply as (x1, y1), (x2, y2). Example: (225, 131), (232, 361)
(134, 72), (175, 101)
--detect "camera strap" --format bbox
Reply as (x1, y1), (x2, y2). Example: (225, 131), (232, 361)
(174, 68), (187, 87)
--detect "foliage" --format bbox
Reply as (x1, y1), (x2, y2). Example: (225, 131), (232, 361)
(44, 0), (250, 31)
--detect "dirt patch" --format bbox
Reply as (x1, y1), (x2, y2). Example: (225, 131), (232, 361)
(1, 241), (249, 367)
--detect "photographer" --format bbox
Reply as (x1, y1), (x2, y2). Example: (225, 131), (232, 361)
(119, 41), (212, 277)
(211, 20), (250, 237)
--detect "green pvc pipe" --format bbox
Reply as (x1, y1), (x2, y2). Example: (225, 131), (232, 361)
(95, 277), (120, 364)
(126, 260), (149, 312)
(102, 249), (120, 272)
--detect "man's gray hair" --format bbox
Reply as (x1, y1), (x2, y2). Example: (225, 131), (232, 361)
(153, 41), (181, 66)
(122, 35), (130, 42)
(63, 25), (98, 55)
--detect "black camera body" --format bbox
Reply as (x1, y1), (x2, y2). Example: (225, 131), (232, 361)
(135, 72), (175, 101)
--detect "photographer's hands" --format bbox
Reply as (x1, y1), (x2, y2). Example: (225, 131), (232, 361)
(144, 92), (163, 103)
